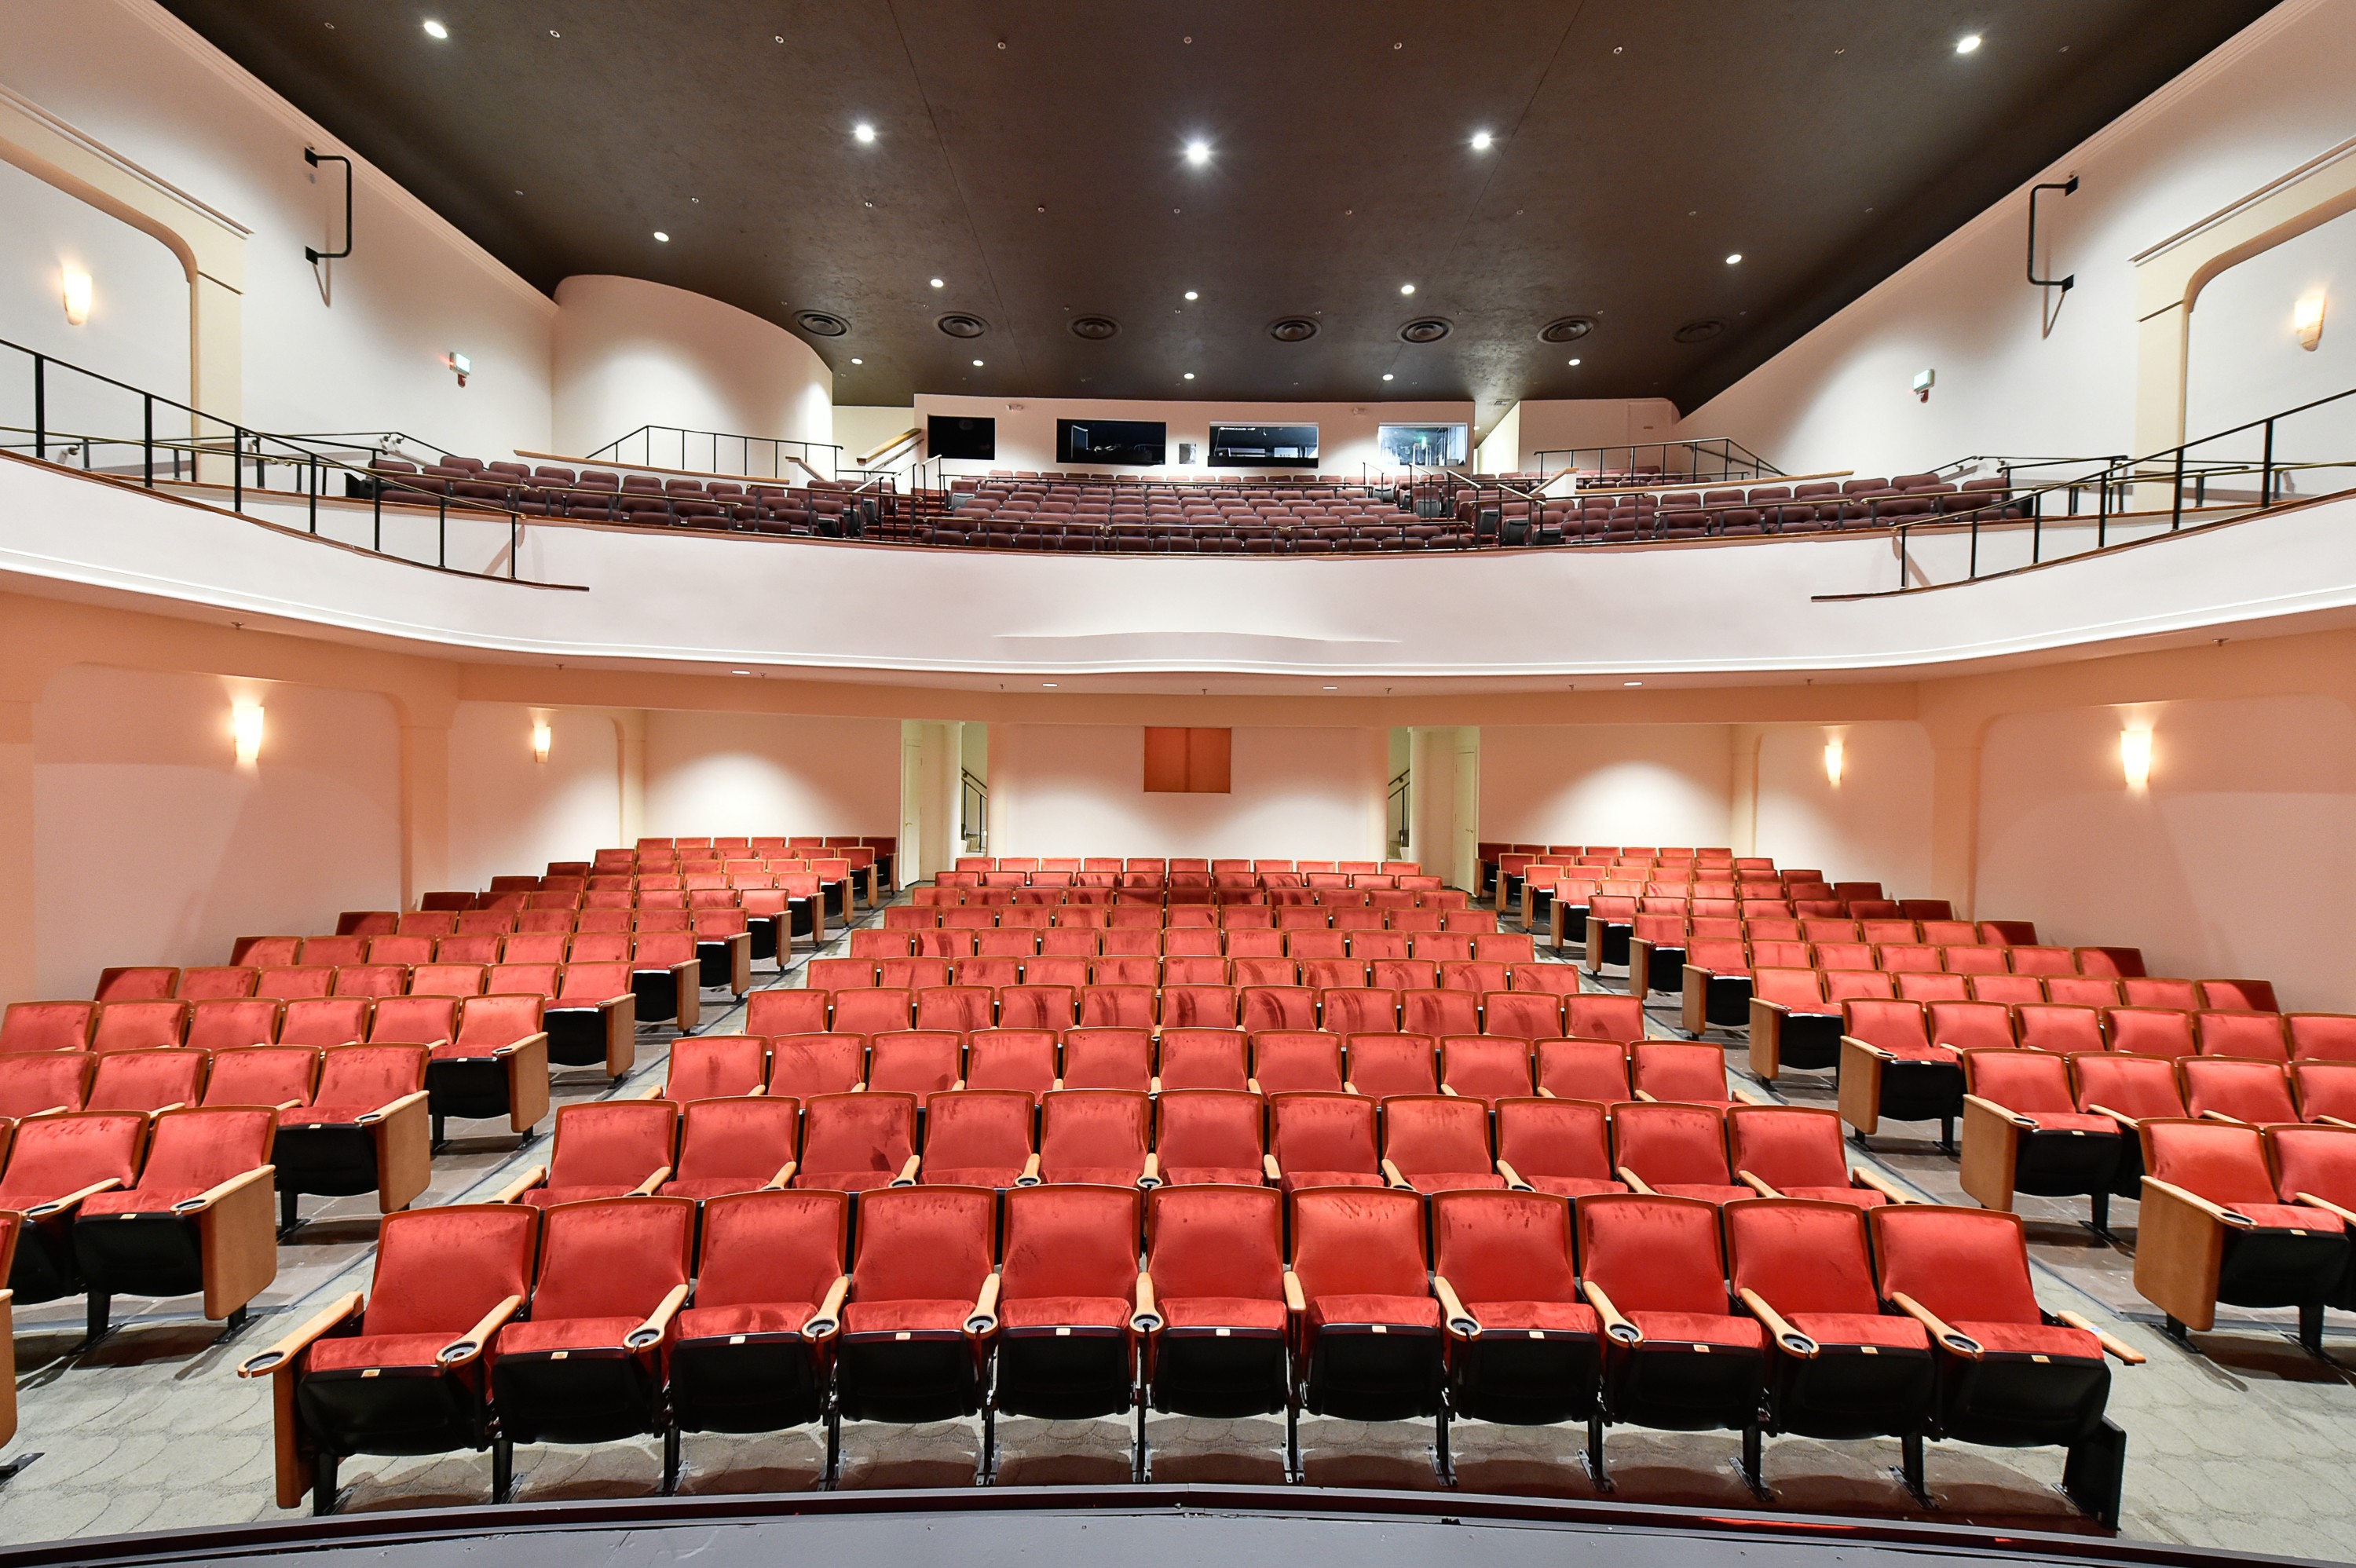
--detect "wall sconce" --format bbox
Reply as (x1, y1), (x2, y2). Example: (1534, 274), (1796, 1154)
(2295, 294), (2326, 352)
(447, 350), (471, 388)
(232, 702), (265, 765)
(531, 720), (552, 764)
(1912, 367), (1935, 404)
(1824, 736), (1845, 786)
(2120, 729), (2153, 788)
(62, 266), (92, 327)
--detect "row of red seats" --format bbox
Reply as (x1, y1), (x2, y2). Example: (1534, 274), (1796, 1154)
(818, 958), (1564, 992)
(743, 983), (1642, 1038)
(860, 923), (1509, 954)
(237, 1184), (2135, 1518)
(887, 902), (1496, 930)
(956, 857), (1423, 875)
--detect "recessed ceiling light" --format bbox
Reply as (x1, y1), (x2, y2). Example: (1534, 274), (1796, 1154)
(422, 20), (448, 39)
(971, 358), (984, 366)
(653, 231), (670, 242)
(1184, 139), (1210, 166)
(854, 122), (876, 143)
(731, 670), (752, 676)
(1042, 682), (1058, 688)
(1956, 33), (1982, 53)
(1567, 357), (1582, 366)
(547, 29), (561, 38)
(1183, 290), (1198, 301)
(1623, 681), (1642, 687)
(929, 277), (944, 288)
(1183, 371), (1196, 380)
(1382, 373), (1394, 381)
(850, 357), (863, 364)
(1399, 283), (1416, 295)
(1470, 130), (1493, 150)
(1725, 253), (1743, 264)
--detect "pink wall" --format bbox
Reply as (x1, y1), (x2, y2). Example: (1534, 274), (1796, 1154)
(445, 702), (624, 890)
(987, 723), (1388, 860)
(1478, 724), (1736, 848)
(1976, 693), (2356, 1009)
(1752, 722), (1935, 894)
(641, 709), (901, 839)
(31, 662), (402, 994)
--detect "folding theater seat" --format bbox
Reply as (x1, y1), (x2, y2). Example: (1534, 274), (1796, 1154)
(867, 1031), (965, 1095)
(2133, 1118), (2351, 1353)
(2288, 1014), (2356, 1062)
(1926, 1000), (2018, 1053)
(0, 1111), (147, 1332)
(95, 967), (179, 1002)
(628, 933), (704, 1030)
(1427, 1186), (1601, 1442)
(907, 1089), (1030, 1189)
(2201, 978), (2281, 1014)
(746, 989), (831, 1037)
(1565, 993), (1645, 1044)
(1268, 1092), (1383, 1191)
(662, 1033), (767, 1100)
(1747, 969), (1840, 1080)
(1725, 1104), (1909, 1206)
(499, 1100), (679, 1207)
(1578, 1193), (1767, 1493)
(1838, 999), (1965, 1150)
(1283, 1186), (1447, 1481)
(180, 968), (262, 1003)
(1136, 1184), (1290, 1451)
(1723, 1199), (1935, 1500)
(2182, 1057), (2299, 1124)
(769, 1033), (866, 1098)
(983, 1184), (1154, 1479)
(1871, 1205), (2135, 1526)
(1679, 940), (1754, 1033)
(1063, 1027), (1152, 1091)
(1154, 1090), (1269, 1186)
(2016, 1002), (2105, 1055)
(665, 1190), (849, 1482)
(1439, 1036), (1535, 1104)
(1949, 1049), (2126, 1230)
(1344, 1033), (1439, 1098)
(488, 1196), (696, 1493)
(0, 1050), (96, 1118)
(1155, 1029), (1250, 1091)
(542, 961), (637, 1077)
(1611, 1102), (1748, 1204)
(84, 1048), (207, 1114)
(2295, 1062), (2356, 1125)
(1491, 1097), (1621, 1197)
(963, 1029), (1059, 1099)
(829, 1184), (998, 1457)
(1629, 1041), (1743, 1106)
(1380, 1095), (1505, 1193)
(72, 1106), (278, 1340)
(1251, 1032), (1345, 1095)
(89, 1000), (190, 1054)
(1, 1000), (96, 1054)
(1533, 1038), (1631, 1102)
(271, 1045), (433, 1231)
(2196, 1010), (2290, 1062)
(420, 995), (550, 1146)
(649, 1095), (797, 1200)
(1037, 1089), (1154, 1186)
(240, 1201), (537, 1511)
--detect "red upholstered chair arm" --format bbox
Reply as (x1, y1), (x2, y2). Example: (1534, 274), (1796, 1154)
(236, 1290), (364, 1378)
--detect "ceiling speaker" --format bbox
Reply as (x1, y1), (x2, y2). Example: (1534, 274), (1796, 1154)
(1399, 317), (1452, 343)
(1673, 318), (1725, 343)
(937, 313), (989, 338)
(1540, 316), (1595, 342)
(794, 311), (848, 337)
(1070, 316), (1120, 340)
(1268, 316), (1319, 342)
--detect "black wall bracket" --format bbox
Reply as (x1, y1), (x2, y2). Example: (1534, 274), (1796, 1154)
(305, 148), (353, 263)
(2028, 175), (2078, 292)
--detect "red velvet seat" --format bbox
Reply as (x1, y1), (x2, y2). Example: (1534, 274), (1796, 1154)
(73, 1106), (278, 1340)
(1479, 989), (1563, 1041)
(1078, 985), (1154, 1029)
(664, 1034), (767, 1100)
(1268, 1091), (1382, 1191)
(421, 994), (550, 1143)
(1380, 1095), (1505, 1193)
(1344, 1033), (1438, 1098)
(2288, 1014), (2356, 1062)
(660, 1096), (800, 1200)
(832, 1184), (997, 1434)
(2105, 1007), (2196, 1059)
(2135, 1118), (2349, 1354)
(0, 1051), (95, 1120)
(1927, 1000), (2017, 1053)
(2182, 1057), (2299, 1126)
(1139, 1184), (1289, 1435)
(1063, 1027), (1152, 1091)
(0, 1111), (147, 1326)
(987, 1184), (1151, 1476)
(2266, 1125), (2356, 1312)
(867, 1030), (965, 1095)
(1155, 1029), (1249, 1091)
(769, 1033), (866, 1098)
(1429, 1188), (1600, 1435)
(916, 1090), (1036, 1188)
(0, 1001), (96, 1054)
(1725, 1104), (1898, 1207)
(1251, 1031), (1345, 1095)
(1155, 1090), (1268, 1186)
(1612, 1101), (1747, 1205)
(1038, 1089), (1151, 1186)
(243, 1202), (539, 1512)
(963, 1029), (1058, 1099)
(1630, 1041), (1738, 1106)
(507, 1100), (678, 1208)
(1494, 1097), (1622, 1197)
(667, 1190), (847, 1476)
(2293, 1061), (2356, 1127)
(83, 1048), (206, 1114)
(491, 1196), (695, 1488)
(95, 967), (178, 1003)
(1533, 1038), (1630, 1102)
(794, 1092), (918, 1192)
(89, 1001), (189, 1054)
(1438, 1035), (1533, 1105)
(744, 989), (829, 1038)
(1286, 1186), (1443, 1476)
(1838, 999), (1964, 1149)
(1955, 1049), (2122, 1228)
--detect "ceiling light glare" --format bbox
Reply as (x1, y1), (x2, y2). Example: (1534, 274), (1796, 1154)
(850, 357), (863, 364)
(1183, 290), (1198, 300)
(1623, 681), (1642, 687)
(1042, 682), (1059, 689)
(1183, 371), (1196, 380)
(1184, 140), (1210, 166)
(1470, 130), (1493, 150)
(1568, 357), (1582, 366)
(929, 277), (944, 288)
(1399, 283), (1416, 295)
(971, 358), (984, 366)
(1382, 373), (1394, 381)
(1956, 34), (1982, 53)
(854, 122), (876, 143)
(653, 231), (670, 242)
(1725, 252), (1742, 264)
(421, 19), (448, 38)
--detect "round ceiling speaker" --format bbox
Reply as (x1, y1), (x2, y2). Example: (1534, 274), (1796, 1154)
(1268, 316), (1319, 342)
(1540, 316), (1596, 342)
(1070, 315), (1120, 340)
(1399, 317), (1452, 343)
(1673, 318), (1726, 343)
(794, 310), (849, 337)
(936, 313), (989, 338)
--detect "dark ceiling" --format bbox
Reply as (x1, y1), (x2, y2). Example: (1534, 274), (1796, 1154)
(164, 0), (2275, 434)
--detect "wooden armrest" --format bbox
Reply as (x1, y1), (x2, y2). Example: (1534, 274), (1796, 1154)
(1535, 1085), (1557, 1098)
(1140, 1152), (1161, 1189)
(1582, 1279), (1642, 1344)
(2054, 1308), (2147, 1365)
(237, 1291), (364, 1377)
(1842, 1034), (1895, 1062)
(1495, 1157), (1532, 1192)
(1736, 1169), (1779, 1197)
(1729, 1084), (1769, 1106)
(1018, 1152), (1042, 1186)
(892, 1153), (922, 1187)
(1738, 1285), (1816, 1357)
(1282, 1269), (1307, 1314)
(1850, 1167), (1913, 1204)
(2197, 1108), (2250, 1124)
(1433, 1274), (1479, 1337)
(357, 1091), (430, 1125)
(2317, 1114), (2356, 1131)
(1380, 1157), (1410, 1190)
(628, 1164), (674, 1197)
(1246, 1076), (1263, 1095)
(633, 1081), (668, 1101)
(2294, 1190), (2356, 1229)
(1890, 1290), (1981, 1357)
(625, 1282), (691, 1349)
(25, 1177), (122, 1218)
(1615, 1164), (1656, 1196)
(1963, 1092), (2038, 1129)
(1261, 1153), (1281, 1182)
(438, 1293), (525, 1368)
(488, 1164), (549, 1204)
(2142, 1175), (2255, 1228)
(966, 1269), (1002, 1336)
(173, 1164), (273, 1215)
(1132, 1270), (1160, 1332)
(764, 1160), (797, 1190)
(1633, 1089), (1659, 1103)
(1440, 1084), (1459, 1097)
(806, 1274), (852, 1338)
(1342, 1079), (1362, 1095)
(2084, 1103), (2141, 1129)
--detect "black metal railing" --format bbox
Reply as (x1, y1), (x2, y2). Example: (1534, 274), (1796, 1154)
(1533, 436), (1781, 488)
(1388, 768), (1410, 853)
(960, 769), (988, 854)
(585, 424), (843, 483)
(0, 338), (547, 583)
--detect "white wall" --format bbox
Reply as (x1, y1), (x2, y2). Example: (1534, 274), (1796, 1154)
(2184, 203), (2356, 466)
(2, 0), (558, 456)
(1675, 0), (2356, 477)
(1478, 725), (1736, 849)
(1515, 399), (1683, 471)
(913, 393), (1473, 478)
(1976, 694), (2356, 1010)
(641, 710), (900, 839)
(446, 702), (623, 889)
(31, 662), (401, 994)
(1752, 722), (1935, 893)
(0, 157), (191, 421)
(988, 723), (1388, 861)
(551, 275), (834, 459)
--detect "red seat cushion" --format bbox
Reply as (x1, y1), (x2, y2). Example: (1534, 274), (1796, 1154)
(1160, 1296), (1287, 1332)
(427, 1042), (495, 1062)
(1279, 1170), (1384, 1193)
(842, 1298), (971, 1335)
(1626, 1310), (1763, 1350)
(1952, 1319), (2102, 1359)
(2025, 1113), (2121, 1136)
(1779, 1184), (1889, 1208)
(1787, 1311), (1928, 1351)
(1401, 1171), (1507, 1193)
(2230, 1202), (2344, 1233)
(520, 1185), (634, 1208)
(498, 1315), (638, 1356)
(1306, 1292), (1442, 1332)
(919, 1165), (1026, 1189)
(307, 1332), (450, 1373)
(1465, 1299), (1601, 1335)
(1161, 1165), (1265, 1186)
(1525, 1174), (1626, 1198)
(659, 1176), (770, 1202)
(793, 1170), (902, 1193)
(999, 1294), (1131, 1329)
(79, 1187), (206, 1215)
(1046, 1165), (1143, 1186)
(1656, 1182), (1753, 1206)
(675, 1301), (816, 1340)
(282, 1105), (386, 1128)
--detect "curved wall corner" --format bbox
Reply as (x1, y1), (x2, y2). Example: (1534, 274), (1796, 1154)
(551, 275), (834, 460)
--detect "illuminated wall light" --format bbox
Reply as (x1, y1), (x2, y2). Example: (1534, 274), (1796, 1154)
(61, 266), (92, 327)
(2295, 293), (2326, 351)
(1824, 736), (1845, 786)
(2120, 729), (2153, 788)
(232, 703), (265, 765)
(531, 721), (553, 763)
